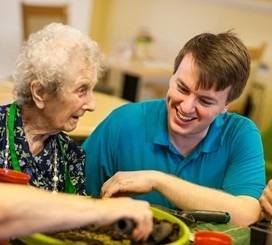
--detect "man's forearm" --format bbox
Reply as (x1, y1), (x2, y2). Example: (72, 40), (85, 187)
(153, 172), (262, 226)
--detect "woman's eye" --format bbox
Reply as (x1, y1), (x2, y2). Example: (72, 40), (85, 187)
(78, 86), (88, 96)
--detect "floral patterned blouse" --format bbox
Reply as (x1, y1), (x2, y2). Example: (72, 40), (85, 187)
(0, 103), (86, 195)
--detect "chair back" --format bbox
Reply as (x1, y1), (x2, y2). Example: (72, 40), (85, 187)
(262, 123), (272, 182)
(262, 123), (272, 161)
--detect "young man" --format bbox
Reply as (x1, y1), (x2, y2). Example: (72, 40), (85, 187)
(82, 31), (265, 226)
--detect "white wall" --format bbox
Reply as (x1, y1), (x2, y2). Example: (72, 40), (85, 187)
(0, 0), (93, 80)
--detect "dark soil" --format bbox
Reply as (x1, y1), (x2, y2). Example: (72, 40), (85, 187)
(48, 217), (180, 245)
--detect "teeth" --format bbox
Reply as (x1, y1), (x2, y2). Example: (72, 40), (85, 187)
(177, 111), (193, 121)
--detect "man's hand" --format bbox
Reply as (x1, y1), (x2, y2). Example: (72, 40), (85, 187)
(101, 171), (155, 198)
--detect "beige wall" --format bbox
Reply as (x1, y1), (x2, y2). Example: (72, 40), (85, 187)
(90, 0), (272, 132)
(91, 0), (272, 66)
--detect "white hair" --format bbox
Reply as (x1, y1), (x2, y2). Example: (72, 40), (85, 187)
(13, 22), (105, 106)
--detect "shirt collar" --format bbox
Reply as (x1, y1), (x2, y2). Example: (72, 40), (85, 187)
(152, 101), (170, 146)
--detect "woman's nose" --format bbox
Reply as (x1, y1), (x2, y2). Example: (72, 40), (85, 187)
(83, 91), (95, 112)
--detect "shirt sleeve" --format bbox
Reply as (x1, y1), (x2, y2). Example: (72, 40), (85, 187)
(82, 112), (119, 197)
(222, 119), (265, 199)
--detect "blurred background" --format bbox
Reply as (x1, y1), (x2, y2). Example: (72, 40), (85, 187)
(0, 0), (272, 132)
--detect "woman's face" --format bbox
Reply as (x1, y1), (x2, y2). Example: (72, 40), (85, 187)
(166, 53), (230, 140)
(42, 68), (96, 134)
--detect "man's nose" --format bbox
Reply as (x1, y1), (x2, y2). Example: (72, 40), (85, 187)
(181, 95), (196, 113)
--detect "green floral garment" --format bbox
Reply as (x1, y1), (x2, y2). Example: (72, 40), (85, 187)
(0, 103), (86, 195)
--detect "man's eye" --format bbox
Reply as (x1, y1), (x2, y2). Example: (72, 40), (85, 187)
(199, 99), (213, 106)
(177, 85), (189, 94)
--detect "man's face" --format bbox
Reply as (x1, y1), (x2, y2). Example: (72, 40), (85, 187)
(166, 53), (230, 140)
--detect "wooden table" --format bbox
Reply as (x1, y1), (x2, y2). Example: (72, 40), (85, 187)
(107, 58), (172, 102)
(0, 81), (129, 139)
(0, 80), (15, 104)
(68, 92), (129, 138)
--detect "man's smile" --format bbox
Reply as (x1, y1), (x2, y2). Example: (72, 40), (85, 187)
(176, 108), (196, 122)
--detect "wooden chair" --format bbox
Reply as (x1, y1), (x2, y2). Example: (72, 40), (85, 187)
(21, 3), (68, 40)
(261, 123), (272, 182)
(248, 42), (267, 61)
(228, 42), (267, 115)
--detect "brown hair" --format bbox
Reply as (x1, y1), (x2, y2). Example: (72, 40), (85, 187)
(173, 31), (250, 102)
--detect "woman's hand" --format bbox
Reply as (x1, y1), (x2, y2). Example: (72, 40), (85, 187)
(95, 197), (153, 241)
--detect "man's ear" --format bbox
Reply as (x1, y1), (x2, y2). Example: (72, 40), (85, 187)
(30, 80), (46, 109)
(223, 106), (228, 113)
(221, 102), (230, 114)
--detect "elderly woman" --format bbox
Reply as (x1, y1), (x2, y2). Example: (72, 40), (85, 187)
(0, 23), (153, 241)
(0, 23), (97, 194)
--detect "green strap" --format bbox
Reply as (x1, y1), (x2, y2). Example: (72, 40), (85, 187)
(7, 102), (21, 171)
(57, 136), (76, 194)
(7, 102), (76, 194)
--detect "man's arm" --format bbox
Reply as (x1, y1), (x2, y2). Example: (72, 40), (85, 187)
(153, 171), (262, 226)
(101, 170), (261, 226)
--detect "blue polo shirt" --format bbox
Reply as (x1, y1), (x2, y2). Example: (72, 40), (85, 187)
(82, 99), (265, 209)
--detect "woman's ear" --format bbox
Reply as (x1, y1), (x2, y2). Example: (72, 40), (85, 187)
(30, 80), (46, 109)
